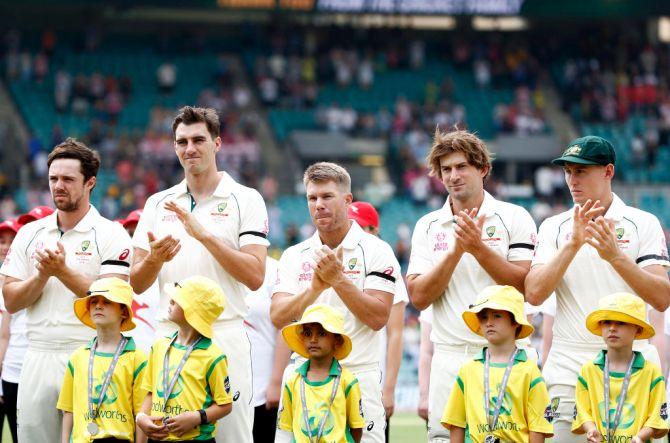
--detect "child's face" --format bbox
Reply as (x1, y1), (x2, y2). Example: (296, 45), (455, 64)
(477, 309), (517, 345)
(300, 323), (341, 359)
(88, 296), (126, 329)
(167, 298), (186, 324)
(600, 320), (640, 349)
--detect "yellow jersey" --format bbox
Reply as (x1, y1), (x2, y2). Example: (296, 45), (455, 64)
(57, 336), (148, 443)
(278, 358), (366, 443)
(141, 333), (233, 441)
(441, 348), (553, 442)
(572, 350), (669, 440)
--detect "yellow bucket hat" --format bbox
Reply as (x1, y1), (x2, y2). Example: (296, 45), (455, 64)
(585, 292), (655, 339)
(462, 285), (534, 339)
(74, 277), (136, 331)
(166, 276), (226, 338)
(282, 304), (353, 361)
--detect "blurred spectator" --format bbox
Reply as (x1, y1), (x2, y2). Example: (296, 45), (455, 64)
(156, 61), (177, 94)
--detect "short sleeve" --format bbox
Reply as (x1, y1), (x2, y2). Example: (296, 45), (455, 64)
(364, 241), (399, 295)
(56, 359), (75, 412)
(344, 377), (365, 429)
(636, 214), (670, 269)
(526, 366), (553, 436)
(507, 207), (537, 262)
(643, 366), (669, 433)
(132, 195), (158, 252)
(406, 219), (433, 277)
(571, 366), (593, 434)
(278, 381), (294, 432)
(132, 351), (149, 414)
(419, 305), (433, 324)
(272, 248), (301, 296)
(1, 228), (31, 280)
(207, 354), (233, 405)
(532, 218), (558, 267)
(99, 223), (133, 276)
(141, 346), (156, 394)
(441, 369), (467, 430)
(238, 189), (270, 248)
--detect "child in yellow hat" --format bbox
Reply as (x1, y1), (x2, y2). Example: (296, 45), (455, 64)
(572, 292), (669, 442)
(136, 276), (232, 442)
(278, 304), (365, 443)
(441, 285), (553, 443)
(57, 277), (149, 443)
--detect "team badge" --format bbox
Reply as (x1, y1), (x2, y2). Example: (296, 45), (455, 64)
(616, 227), (624, 240)
(544, 397), (560, 423)
(661, 402), (668, 420)
(81, 240), (90, 251)
(348, 258), (357, 270)
(224, 376), (230, 393)
(218, 203), (227, 213)
(486, 226), (496, 238)
(564, 145), (581, 156)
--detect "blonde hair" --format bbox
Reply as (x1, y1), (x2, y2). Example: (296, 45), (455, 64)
(303, 162), (351, 193)
(427, 128), (493, 180)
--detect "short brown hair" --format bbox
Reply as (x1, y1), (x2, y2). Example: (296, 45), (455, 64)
(172, 106), (220, 140)
(427, 128), (493, 180)
(303, 162), (351, 193)
(47, 138), (100, 183)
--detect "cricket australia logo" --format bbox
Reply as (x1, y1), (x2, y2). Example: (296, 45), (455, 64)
(301, 402), (335, 439)
(218, 202), (227, 213)
(486, 226), (496, 238)
(348, 258), (357, 270)
(598, 400), (635, 430)
(544, 397), (560, 423)
(616, 228), (624, 240)
(564, 145), (581, 156)
(211, 202), (229, 218)
(81, 240), (90, 251)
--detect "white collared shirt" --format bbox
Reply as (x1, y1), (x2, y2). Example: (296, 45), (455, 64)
(532, 193), (670, 344)
(133, 172), (270, 322)
(407, 191), (537, 346)
(273, 221), (400, 367)
(1, 206), (132, 344)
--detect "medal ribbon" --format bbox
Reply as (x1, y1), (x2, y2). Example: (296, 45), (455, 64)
(87, 336), (128, 425)
(162, 335), (202, 413)
(604, 353), (635, 440)
(484, 348), (519, 435)
(299, 362), (342, 443)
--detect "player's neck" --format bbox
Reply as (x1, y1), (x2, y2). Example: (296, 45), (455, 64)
(487, 339), (517, 363)
(606, 346), (634, 371)
(450, 190), (485, 215)
(307, 356), (335, 381)
(176, 325), (202, 346)
(318, 219), (352, 249)
(185, 168), (221, 202)
(95, 326), (123, 352)
(57, 203), (91, 232)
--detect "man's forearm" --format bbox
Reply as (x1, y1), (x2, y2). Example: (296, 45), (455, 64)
(472, 246), (529, 292)
(3, 274), (49, 313)
(409, 249), (463, 310)
(271, 288), (321, 329)
(331, 278), (390, 330)
(526, 243), (580, 305)
(56, 266), (96, 298)
(609, 256), (670, 311)
(200, 234), (265, 290)
(130, 254), (163, 294)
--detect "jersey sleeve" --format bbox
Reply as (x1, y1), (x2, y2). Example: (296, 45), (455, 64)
(272, 247), (301, 296)
(571, 366), (593, 434)
(238, 189), (270, 248)
(393, 277), (409, 305)
(278, 379), (294, 432)
(99, 222), (133, 276)
(527, 365), (554, 436)
(132, 195), (158, 252)
(531, 218), (558, 267)
(364, 240), (399, 295)
(441, 368), (467, 430)
(132, 351), (149, 414)
(507, 207), (537, 262)
(636, 214), (670, 269)
(56, 358), (75, 412)
(1, 228), (31, 280)
(344, 376), (365, 429)
(406, 218), (432, 277)
(207, 354), (233, 405)
(643, 366), (670, 433)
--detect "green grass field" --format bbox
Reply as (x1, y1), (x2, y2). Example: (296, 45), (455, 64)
(389, 411), (427, 442)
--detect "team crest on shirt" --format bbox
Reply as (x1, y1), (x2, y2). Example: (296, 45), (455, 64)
(75, 239), (93, 262)
(343, 257), (361, 279)
(482, 226), (502, 245)
(615, 227), (630, 249)
(661, 402), (668, 420)
(348, 258), (357, 270)
(434, 231), (449, 251)
(598, 401), (635, 430)
(210, 202), (229, 220)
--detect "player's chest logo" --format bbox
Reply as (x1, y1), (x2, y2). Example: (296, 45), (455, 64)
(75, 239), (95, 264)
(210, 202), (230, 223)
(615, 227), (631, 250)
(299, 261), (313, 282)
(482, 225), (503, 246)
(433, 231), (449, 251)
(343, 257), (362, 280)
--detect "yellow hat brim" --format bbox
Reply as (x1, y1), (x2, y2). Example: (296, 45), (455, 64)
(74, 294), (136, 332)
(585, 310), (655, 340)
(462, 301), (534, 339)
(171, 291), (214, 339)
(282, 320), (352, 361)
